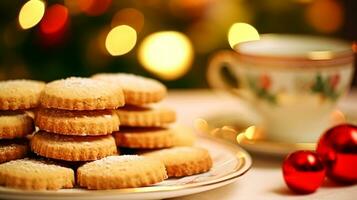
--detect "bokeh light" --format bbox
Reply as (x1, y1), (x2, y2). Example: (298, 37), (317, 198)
(305, 0), (343, 33)
(228, 23), (260, 48)
(138, 31), (194, 80)
(18, 0), (45, 29)
(236, 125), (260, 144)
(77, 0), (112, 16)
(105, 25), (137, 56)
(244, 126), (256, 140)
(40, 4), (69, 35)
(111, 8), (144, 32)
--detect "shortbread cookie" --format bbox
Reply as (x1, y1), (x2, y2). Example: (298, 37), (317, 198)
(0, 80), (45, 110)
(92, 73), (167, 105)
(114, 127), (175, 149)
(0, 158), (74, 190)
(31, 131), (118, 161)
(0, 111), (35, 139)
(143, 147), (212, 177)
(0, 140), (28, 163)
(77, 155), (167, 189)
(35, 109), (120, 136)
(40, 77), (125, 110)
(115, 105), (175, 127)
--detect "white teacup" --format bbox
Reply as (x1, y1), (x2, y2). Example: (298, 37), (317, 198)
(207, 34), (354, 143)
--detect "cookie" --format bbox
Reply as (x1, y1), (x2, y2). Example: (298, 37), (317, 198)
(0, 140), (28, 163)
(0, 158), (74, 190)
(92, 73), (167, 105)
(31, 131), (118, 161)
(114, 127), (175, 149)
(35, 109), (120, 136)
(0, 111), (35, 139)
(40, 77), (125, 110)
(143, 147), (213, 177)
(115, 105), (175, 127)
(0, 80), (45, 110)
(77, 155), (167, 189)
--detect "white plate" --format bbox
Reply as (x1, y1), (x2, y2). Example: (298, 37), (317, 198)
(0, 135), (252, 200)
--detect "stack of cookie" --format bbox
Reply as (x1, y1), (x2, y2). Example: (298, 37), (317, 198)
(0, 80), (45, 163)
(0, 74), (213, 191)
(30, 77), (124, 162)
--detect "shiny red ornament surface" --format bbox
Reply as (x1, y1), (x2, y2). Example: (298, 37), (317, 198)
(316, 124), (357, 183)
(283, 150), (326, 194)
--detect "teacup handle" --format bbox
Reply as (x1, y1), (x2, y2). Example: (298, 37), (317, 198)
(207, 50), (248, 99)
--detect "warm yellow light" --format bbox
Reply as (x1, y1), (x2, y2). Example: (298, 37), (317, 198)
(105, 25), (137, 56)
(18, 0), (45, 29)
(228, 23), (260, 48)
(138, 31), (193, 80)
(236, 133), (246, 144)
(236, 125), (256, 143)
(244, 126), (256, 140)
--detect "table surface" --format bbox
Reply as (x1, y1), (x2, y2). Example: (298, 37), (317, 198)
(162, 90), (357, 200)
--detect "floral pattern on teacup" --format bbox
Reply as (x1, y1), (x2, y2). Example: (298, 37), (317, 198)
(246, 72), (344, 105)
(311, 73), (341, 101)
(247, 74), (277, 104)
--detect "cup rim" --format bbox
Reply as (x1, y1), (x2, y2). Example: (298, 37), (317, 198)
(233, 34), (354, 67)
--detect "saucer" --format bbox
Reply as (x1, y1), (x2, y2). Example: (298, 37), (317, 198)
(196, 120), (315, 157)
(235, 129), (316, 157)
(197, 110), (355, 157)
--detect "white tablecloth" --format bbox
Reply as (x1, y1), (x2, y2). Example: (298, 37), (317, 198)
(163, 90), (357, 200)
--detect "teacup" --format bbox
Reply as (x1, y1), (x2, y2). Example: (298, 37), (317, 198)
(207, 34), (354, 143)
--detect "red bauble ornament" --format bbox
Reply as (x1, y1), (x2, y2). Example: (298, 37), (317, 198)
(316, 124), (357, 183)
(283, 150), (326, 194)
